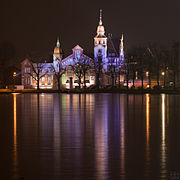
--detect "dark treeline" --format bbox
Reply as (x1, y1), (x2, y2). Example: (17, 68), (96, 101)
(0, 42), (21, 88)
(122, 42), (180, 89)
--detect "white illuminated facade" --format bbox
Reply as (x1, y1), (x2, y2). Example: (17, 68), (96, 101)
(21, 10), (125, 89)
(94, 10), (108, 62)
(94, 9), (124, 71)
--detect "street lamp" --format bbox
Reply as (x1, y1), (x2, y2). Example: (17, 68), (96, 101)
(146, 71), (151, 89)
(161, 72), (165, 88)
(13, 72), (16, 89)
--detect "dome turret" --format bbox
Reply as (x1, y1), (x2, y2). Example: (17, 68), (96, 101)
(53, 38), (62, 59)
(96, 9), (105, 37)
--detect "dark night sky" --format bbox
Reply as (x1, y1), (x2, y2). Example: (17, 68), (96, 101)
(0, 0), (179, 62)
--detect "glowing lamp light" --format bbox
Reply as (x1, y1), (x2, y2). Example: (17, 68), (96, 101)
(146, 71), (149, 77)
(13, 72), (16, 77)
(162, 72), (165, 76)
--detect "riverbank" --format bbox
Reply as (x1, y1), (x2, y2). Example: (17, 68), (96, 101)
(1, 88), (180, 94)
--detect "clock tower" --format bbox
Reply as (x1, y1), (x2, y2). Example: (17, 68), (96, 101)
(94, 9), (107, 64)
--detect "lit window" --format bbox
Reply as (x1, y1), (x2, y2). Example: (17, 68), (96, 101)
(25, 77), (30, 85)
(42, 77), (45, 85)
(67, 66), (72, 78)
(62, 74), (66, 84)
(25, 67), (30, 73)
(28, 78), (30, 85)
(48, 76), (51, 85)
(85, 72), (89, 80)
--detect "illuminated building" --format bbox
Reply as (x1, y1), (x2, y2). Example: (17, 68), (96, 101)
(21, 10), (124, 89)
(94, 9), (124, 69)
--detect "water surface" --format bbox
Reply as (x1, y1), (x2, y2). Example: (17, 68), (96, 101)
(0, 93), (180, 180)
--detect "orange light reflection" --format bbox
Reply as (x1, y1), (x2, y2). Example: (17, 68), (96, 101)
(145, 94), (150, 176)
(160, 94), (167, 178)
(13, 93), (19, 179)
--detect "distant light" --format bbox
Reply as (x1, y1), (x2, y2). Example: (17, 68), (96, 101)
(13, 72), (16, 77)
(146, 71), (149, 77)
(162, 72), (165, 76)
(136, 71), (138, 79)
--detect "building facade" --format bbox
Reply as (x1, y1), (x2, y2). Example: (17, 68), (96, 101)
(21, 10), (124, 89)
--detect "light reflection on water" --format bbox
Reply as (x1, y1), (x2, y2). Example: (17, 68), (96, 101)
(95, 96), (108, 180)
(13, 93), (18, 179)
(1, 93), (180, 180)
(160, 94), (167, 179)
(120, 95), (125, 179)
(145, 94), (150, 177)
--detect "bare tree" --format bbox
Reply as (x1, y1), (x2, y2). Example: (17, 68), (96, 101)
(160, 48), (171, 88)
(130, 62), (137, 89)
(127, 43), (174, 90)
(93, 55), (104, 89)
(29, 61), (48, 90)
(147, 44), (164, 88)
(108, 58), (116, 87)
(125, 61), (130, 89)
(0, 42), (16, 88)
(169, 42), (180, 89)
(143, 48), (154, 89)
(51, 62), (64, 90)
(80, 56), (93, 88)
(73, 63), (83, 88)
(116, 61), (121, 88)
(127, 47), (146, 89)
(73, 55), (93, 88)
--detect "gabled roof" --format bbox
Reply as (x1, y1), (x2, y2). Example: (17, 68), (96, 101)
(61, 50), (94, 68)
(62, 53), (93, 64)
(72, 45), (83, 51)
(21, 58), (31, 64)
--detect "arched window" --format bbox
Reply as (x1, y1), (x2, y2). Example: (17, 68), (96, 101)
(85, 71), (89, 80)
(61, 74), (66, 84)
(48, 76), (51, 85)
(42, 77), (45, 85)
(67, 66), (72, 78)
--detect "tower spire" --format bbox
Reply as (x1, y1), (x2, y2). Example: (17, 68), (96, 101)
(120, 34), (124, 61)
(94, 9), (107, 61)
(57, 37), (60, 48)
(99, 9), (102, 25)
